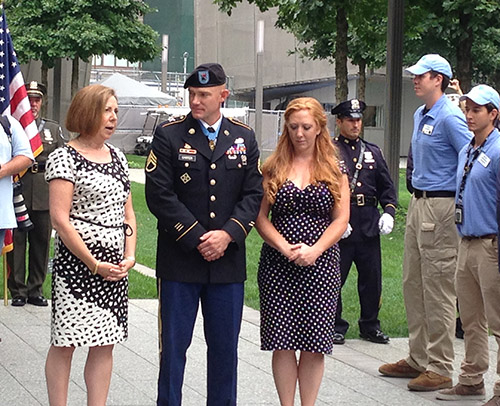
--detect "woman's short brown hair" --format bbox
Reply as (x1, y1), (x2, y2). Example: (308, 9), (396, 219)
(65, 84), (117, 137)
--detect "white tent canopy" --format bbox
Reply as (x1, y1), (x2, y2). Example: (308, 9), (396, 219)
(97, 73), (177, 152)
(98, 72), (177, 106)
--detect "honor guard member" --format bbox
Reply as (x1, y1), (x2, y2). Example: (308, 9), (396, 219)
(436, 86), (500, 403)
(331, 99), (397, 345)
(145, 63), (263, 406)
(7, 81), (64, 307)
(379, 54), (472, 391)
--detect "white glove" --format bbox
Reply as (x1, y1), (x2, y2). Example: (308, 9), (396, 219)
(378, 213), (394, 235)
(341, 223), (352, 239)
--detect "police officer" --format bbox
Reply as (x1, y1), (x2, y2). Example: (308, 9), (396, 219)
(145, 63), (263, 406)
(331, 99), (397, 345)
(7, 81), (64, 307)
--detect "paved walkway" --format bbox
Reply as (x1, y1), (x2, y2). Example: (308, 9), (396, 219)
(1, 298), (498, 405)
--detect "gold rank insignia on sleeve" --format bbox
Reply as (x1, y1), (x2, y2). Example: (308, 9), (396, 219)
(145, 150), (158, 173)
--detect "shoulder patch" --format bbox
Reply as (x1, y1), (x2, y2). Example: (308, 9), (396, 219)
(227, 117), (251, 130)
(162, 115), (187, 128)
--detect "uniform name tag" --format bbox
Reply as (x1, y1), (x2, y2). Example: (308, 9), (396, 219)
(478, 152), (491, 167)
(422, 124), (434, 135)
(178, 154), (196, 162)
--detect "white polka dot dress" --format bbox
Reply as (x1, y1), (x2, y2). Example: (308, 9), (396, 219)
(45, 144), (130, 347)
(258, 180), (341, 354)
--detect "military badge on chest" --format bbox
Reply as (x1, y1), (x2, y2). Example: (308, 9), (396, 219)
(225, 137), (247, 165)
(43, 128), (53, 144)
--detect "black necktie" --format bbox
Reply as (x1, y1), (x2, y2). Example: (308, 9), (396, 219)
(208, 127), (215, 133)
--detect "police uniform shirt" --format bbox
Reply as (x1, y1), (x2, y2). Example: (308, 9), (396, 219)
(456, 129), (500, 237)
(22, 117), (64, 211)
(334, 134), (397, 240)
(145, 113), (263, 284)
(411, 94), (471, 192)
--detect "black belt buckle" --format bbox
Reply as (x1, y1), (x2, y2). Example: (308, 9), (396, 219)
(31, 162), (38, 173)
(356, 194), (365, 206)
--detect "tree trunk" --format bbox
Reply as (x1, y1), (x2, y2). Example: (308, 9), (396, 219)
(358, 60), (366, 138)
(41, 64), (48, 118)
(455, 11), (472, 93)
(71, 58), (79, 98)
(358, 59), (366, 101)
(335, 7), (348, 103)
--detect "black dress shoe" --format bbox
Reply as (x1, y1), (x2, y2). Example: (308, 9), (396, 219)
(27, 296), (48, 307)
(332, 332), (345, 345)
(360, 329), (390, 344)
(11, 297), (26, 307)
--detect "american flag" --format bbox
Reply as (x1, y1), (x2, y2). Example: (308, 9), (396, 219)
(0, 3), (42, 254)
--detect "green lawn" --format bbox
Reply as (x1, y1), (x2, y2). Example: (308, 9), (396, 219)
(1, 164), (411, 339)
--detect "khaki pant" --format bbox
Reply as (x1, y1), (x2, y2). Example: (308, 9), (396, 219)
(456, 237), (500, 395)
(403, 195), (458, 377)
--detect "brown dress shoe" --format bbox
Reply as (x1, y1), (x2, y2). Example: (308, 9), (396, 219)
(436, 382), (485, 400)
(379, 359), (421, 378)
(408, 370), (452, 391)
(483, 395), (500, 406)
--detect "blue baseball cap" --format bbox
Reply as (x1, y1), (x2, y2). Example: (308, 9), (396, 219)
(406, 54), (452, 78)
(460, 84), (500, 110)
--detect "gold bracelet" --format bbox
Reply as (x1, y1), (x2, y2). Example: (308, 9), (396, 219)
(92, 260), (101, 275)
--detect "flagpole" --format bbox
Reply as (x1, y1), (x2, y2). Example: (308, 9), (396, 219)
(3, 255), (7, 306)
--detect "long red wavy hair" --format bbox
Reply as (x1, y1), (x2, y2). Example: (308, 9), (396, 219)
(262, 97), (343, 205)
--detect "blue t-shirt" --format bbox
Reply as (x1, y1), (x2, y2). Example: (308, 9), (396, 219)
(411, 94), (472, 191)
(0, 116), (34, 229)
(456, 129), (500, 237)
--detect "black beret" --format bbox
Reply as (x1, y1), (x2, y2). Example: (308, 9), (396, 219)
(25, 81), (47, 97)
(183, 63), (227, 89)
(331, 99), (366, 118)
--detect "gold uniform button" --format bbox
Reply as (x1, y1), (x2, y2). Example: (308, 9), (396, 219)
(353, 158), (357, 162)
(238, 163), (242, 168)
(357, 181), (362, 187)
(210, 179), (216, 186)
(210, 212), (216, 218)
(210, 195), (216, 201)
(184, 162), (189, 168)
(210, 163), (217, 170)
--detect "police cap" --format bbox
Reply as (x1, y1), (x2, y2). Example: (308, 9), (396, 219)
(25, 81), (46, 98)
(183, 63), (227, 89)
(331, 99), (366, 118)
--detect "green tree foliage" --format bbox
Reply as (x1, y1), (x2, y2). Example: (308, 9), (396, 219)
(404, 0), (500, 92)
(5, 0), (161, 94)
(216, 0), (500, 99)
(214, 0), (388, 103)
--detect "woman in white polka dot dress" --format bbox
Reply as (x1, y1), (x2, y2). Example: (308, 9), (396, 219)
(256, 97), (350, 405)
(44, 85), (137, 406)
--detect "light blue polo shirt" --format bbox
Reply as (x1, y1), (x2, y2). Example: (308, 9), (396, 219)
(455, 128), (500, 237)
(411, 94), (472, 191)
(0, 116), (34, 229)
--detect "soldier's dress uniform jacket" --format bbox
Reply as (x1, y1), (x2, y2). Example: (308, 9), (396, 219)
(333, 134), (397, 336)
(145, 113), (263, 283)
(7, 117), (64, 299)
(146, 112), (263, 406)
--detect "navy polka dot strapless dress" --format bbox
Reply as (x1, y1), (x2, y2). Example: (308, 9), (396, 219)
(258, 180), (341, 354)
